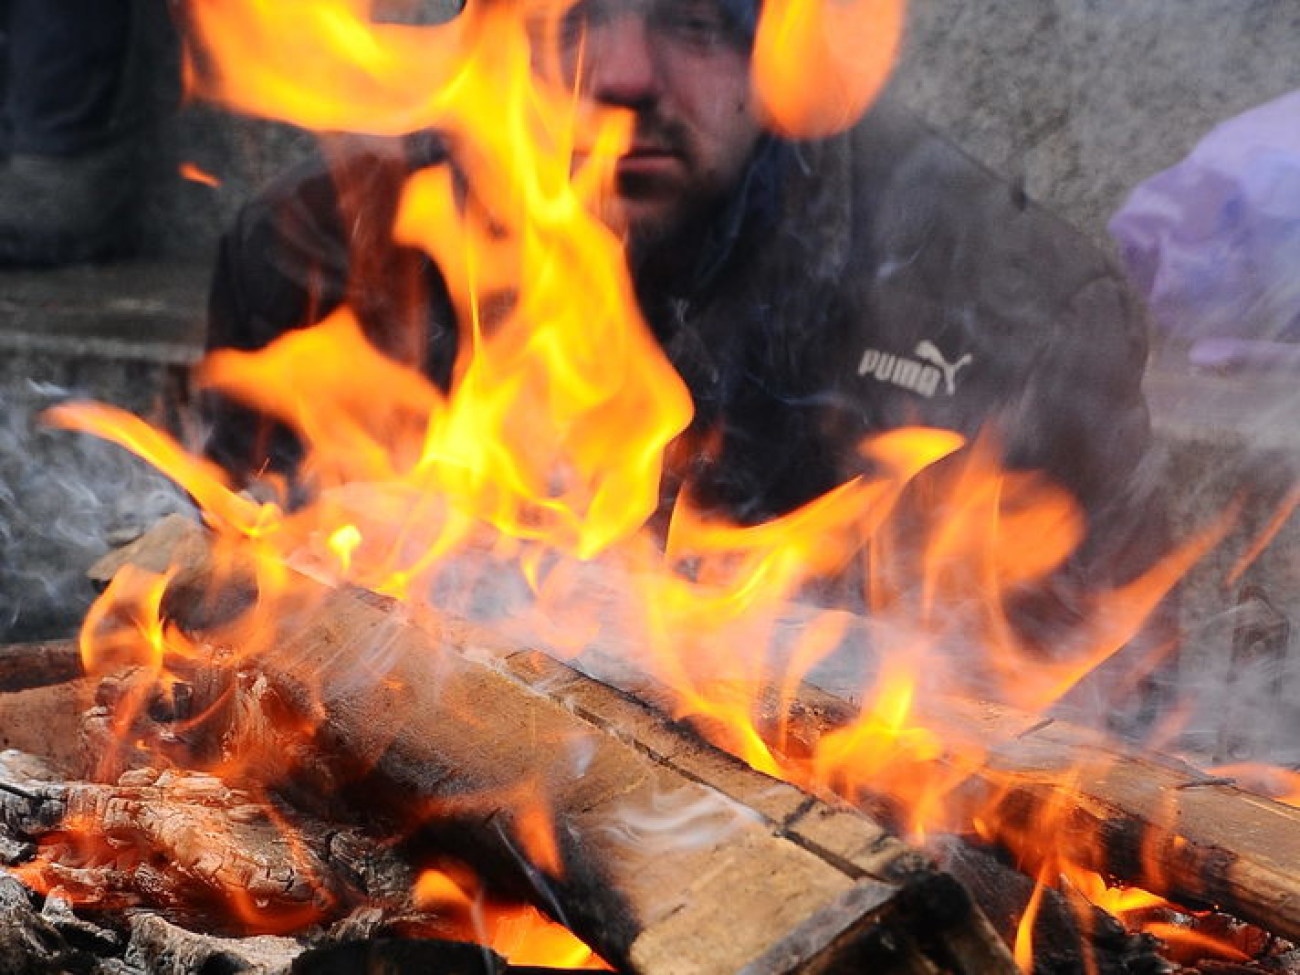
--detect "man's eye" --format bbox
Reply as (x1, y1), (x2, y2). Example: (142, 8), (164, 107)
(651, 2), (733, 45)
(542, 0), (601, 52)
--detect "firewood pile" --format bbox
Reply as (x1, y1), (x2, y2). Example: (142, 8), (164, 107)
(2, 519), (1300, 974)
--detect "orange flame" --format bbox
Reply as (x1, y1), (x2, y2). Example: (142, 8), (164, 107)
(1143, 922), (1250, 965)
(182, 0), (467, 134)
(45, 402), (270, 535)
(1013, 864), (1049, 973)
(752, 0), (905, 137)
(35, 0), (1255, 964)
(414, 867), (610, 967)
(179, 161), (222, 187)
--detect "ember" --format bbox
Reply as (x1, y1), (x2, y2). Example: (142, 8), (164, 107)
(5, 0), (1300, 973)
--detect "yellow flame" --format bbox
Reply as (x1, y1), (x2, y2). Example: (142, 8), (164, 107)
(327, 524), (363, 572)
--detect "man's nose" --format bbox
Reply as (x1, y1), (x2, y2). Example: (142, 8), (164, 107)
(585, 15), (662, 108)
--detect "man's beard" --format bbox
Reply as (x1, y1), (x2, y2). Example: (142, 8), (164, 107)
(621, 182), (747, 306)
(583, 111), (754, 282)
(609, 115), (707, 261)
(619, 176), (694, 261)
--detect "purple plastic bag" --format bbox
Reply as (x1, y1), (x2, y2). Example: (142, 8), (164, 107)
(1109, 88), (1300, 345)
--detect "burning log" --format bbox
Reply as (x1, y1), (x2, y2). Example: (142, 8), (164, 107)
(76, 514), (1300, 969)
(75, 514), (1300, 968)
(775, 682), (1300, 949)
(75, 518), (1018, 974)
(178, 593), (1015, 973)
(964, 703), (1300, 948)
(0, 871), (114, 973)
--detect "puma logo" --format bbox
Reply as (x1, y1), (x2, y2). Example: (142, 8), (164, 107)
(857, 340), (974, 399)
(913, 340), (973, 395)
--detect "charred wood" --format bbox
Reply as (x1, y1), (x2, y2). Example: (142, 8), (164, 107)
(0, 872), (110, 975)
(972, 709), (1300, 951)
(931, 837), (1168, 975)
(88, 516), (1300, 970)
(208, 591), (1013, 974)
(0, 750), (416, 935)
(120, 914), (303, 975)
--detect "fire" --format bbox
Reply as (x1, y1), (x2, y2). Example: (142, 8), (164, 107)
(414, 866), (611, 968)
(751, 0), (904, 137)
(179, 161), (222, 187)
(30, 0), (1264, 969)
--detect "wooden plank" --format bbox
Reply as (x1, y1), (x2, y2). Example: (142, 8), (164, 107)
(205, 584), (1015, 975)
(775, 682), (1300, 947)
(970, 702), (1300, 946)
(91, 518), (1016, 975)
(79, 514), (1300, 961)
(0, 640), (84, 693)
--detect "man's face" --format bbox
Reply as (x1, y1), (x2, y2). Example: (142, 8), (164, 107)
(550, 0), (764, 251)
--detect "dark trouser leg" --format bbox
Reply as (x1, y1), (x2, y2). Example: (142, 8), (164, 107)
(0, 0), (156, 263)
(4, 0), (136, 156)
(0, 1), (9, 155)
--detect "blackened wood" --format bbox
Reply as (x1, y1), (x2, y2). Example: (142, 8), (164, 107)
(0, 873), (97, 974)
(123, 913), (304, 974)
(86, 519), (1300, 962)
(0, 752), (416, 934)
(931, 836), (1166, 975)
(289, 938), (506, 975)
(289, 936), (612, 975)
(971, 704), (1300, 949)
(477, 640), (1018, 975)
(231, 588), (1014, 974)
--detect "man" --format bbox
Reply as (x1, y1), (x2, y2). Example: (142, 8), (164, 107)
(204, 0), (1168, 708)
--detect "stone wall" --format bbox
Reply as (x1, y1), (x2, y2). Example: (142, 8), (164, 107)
(888, 0), (1300, 244)
(890, 3), (1300, 754)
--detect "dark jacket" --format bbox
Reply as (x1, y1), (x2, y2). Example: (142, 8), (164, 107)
(204, 99), (1169, 691)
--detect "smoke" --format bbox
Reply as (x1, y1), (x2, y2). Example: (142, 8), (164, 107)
(1168, 571), (1300, 767)
(0, 380), (191, 643)
(1134, 372), (1300, 769)
(594, 783), (759, 854)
